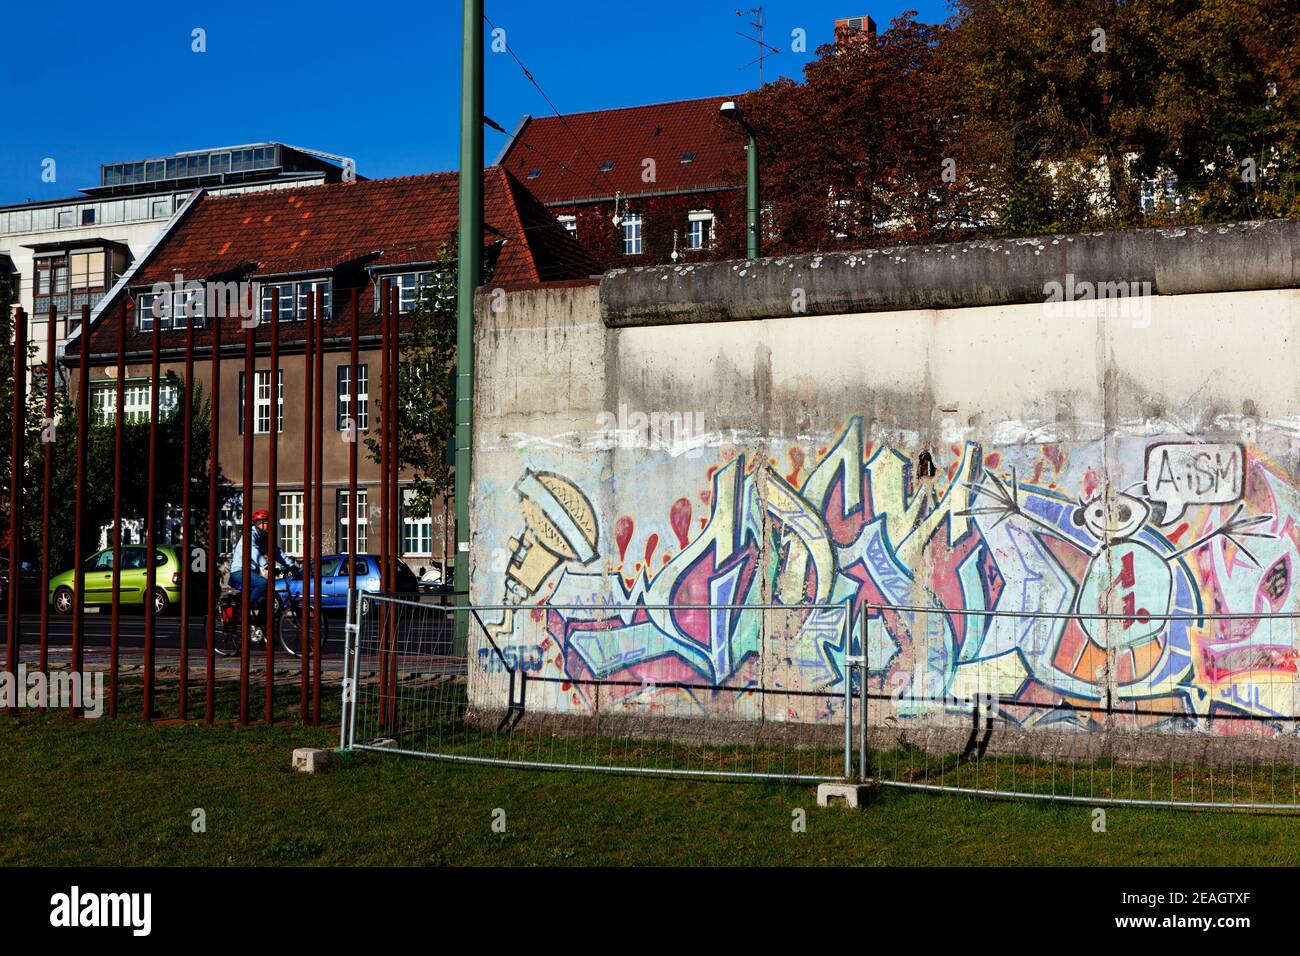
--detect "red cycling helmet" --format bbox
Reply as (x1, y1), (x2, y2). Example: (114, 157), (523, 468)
(251, 509), (271, 522)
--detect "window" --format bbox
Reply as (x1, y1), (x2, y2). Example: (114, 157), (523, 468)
(137, 288), (206, 331)
(386, 271), (448, 314)
(150, 198), (171, 218)
(81, 208), (95, 225)
(297, 278), (331, 320)
(622, 213), (643, 255)
(687, 210), (714, 250)
(337, 363), (369, 431)
(557, 215), (577, 234)
(680, 152), (696, 164)
(69, 251), (105, 291)
(57, 209), (75, 228)
(259, 283), (295, 325)
(278, 492), (304, 557)
(401, 489), (433, 556)
(237, 369), (284, 435)
(217, 497), (241, 556)
(527, 168), (541, 179)
(337, 489), (369, 553)
(91, 380), (179, 425)
(258, 278), (331, 323)
(600, 161), (615, 172)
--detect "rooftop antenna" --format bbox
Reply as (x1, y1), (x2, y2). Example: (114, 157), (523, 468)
(736, 7), (779, 87)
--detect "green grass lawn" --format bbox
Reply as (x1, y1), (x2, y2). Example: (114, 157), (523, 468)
(1, 681), (1298, 866)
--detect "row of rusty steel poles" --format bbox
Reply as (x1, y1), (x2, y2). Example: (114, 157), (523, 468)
(4, 279), (373, 726)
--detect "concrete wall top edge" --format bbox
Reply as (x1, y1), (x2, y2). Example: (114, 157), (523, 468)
(598, 218), (1300, 328)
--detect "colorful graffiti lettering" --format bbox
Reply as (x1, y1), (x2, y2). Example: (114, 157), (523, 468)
(480, 417), (1300, 733)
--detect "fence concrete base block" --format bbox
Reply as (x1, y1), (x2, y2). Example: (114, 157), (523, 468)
(817, 782), (871, 808)
(292, 748), (340, 773)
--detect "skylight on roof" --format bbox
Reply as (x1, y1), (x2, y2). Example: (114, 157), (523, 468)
(681, 152), (695, 164)
(599, 161), (615, 172)
(527, 168), (542, 179)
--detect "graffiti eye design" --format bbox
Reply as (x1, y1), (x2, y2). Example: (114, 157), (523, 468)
(1072, 508), (1086, 526)
(1118, 504), (1132, 522)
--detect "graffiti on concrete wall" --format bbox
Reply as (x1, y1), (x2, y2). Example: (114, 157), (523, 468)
(481, 417), (1300, 733)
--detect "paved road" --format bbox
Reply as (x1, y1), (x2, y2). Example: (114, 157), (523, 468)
(0, 610), (345, 654)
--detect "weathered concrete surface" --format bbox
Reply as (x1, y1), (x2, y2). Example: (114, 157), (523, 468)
(601, 219), (1300, 327)
(469, 218), (1300, 760)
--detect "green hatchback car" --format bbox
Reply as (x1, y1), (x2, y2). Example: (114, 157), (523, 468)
(49, 545), (182, 616)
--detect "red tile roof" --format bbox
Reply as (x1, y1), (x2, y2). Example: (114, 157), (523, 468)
(128, 167), (600, 287)
(497, 96), (745, 205)
(76, 167), (601, 361)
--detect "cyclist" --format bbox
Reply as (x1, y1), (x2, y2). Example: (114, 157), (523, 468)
(227, 509), (294, 636)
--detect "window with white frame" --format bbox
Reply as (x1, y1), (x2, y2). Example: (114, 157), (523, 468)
(383, 271), (452, 314)
(137, 288), (206, 331)
(687, 210), (714, 250)
(401, 489), (433, 556)
(557, 214), (577, 235)
(257, 278), (331, 324)
(337, 363), (369, 431)
(237, 369), (284, 435)
(217, 496), (242, 557)
(622, 213), (643, 255)
(278, 492), (304, 557)
(336, 489), (369, 553)
(91, 380), (179, 425)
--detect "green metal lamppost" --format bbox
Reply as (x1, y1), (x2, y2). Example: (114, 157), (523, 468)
(720, 100), (760, 259)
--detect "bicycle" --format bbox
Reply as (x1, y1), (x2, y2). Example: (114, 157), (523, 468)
(215, 564), (330, 658)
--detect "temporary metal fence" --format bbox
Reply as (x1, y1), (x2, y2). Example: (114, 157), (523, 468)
(0, 281), (420, 725)
(343, 593), (1300, 810)
(343, 596), (852, 781)
(860, 603), (1300, 812)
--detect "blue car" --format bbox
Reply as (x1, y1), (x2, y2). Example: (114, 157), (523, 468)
(274, 553), (420, 616)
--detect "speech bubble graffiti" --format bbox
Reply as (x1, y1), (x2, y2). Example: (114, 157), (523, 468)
(1144, 442), (1244, 526)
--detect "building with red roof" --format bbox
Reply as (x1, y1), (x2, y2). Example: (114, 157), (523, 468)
(63, 167), (600, 572)
(495, 96), (749, 266)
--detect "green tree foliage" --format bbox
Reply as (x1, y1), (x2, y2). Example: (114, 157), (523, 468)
(366, 244), (469, 525)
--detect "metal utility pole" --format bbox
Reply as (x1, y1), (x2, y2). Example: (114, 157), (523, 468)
(455, 0), (484, 646)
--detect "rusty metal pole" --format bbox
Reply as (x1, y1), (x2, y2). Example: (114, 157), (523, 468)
(109, 300), (127, 718)
(40, 305), (57, 686)
(71, 304), (90, 717)
(180, 302), (195, 719)
(239, 314), (254, 725)
(348, 290), (359, 589)
(205, 311), (222, 723)
(377, 282), (390, 727)
(311, 286), (325, 725)
(387, 285), (400, 717)
(143, 300), (161, 720)
(300, 291), (314, 723)
(266, 289), (279, 724)
(5, 307), (26, 707)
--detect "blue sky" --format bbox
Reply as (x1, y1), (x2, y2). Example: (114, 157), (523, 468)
(0, 0), (950, 205)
